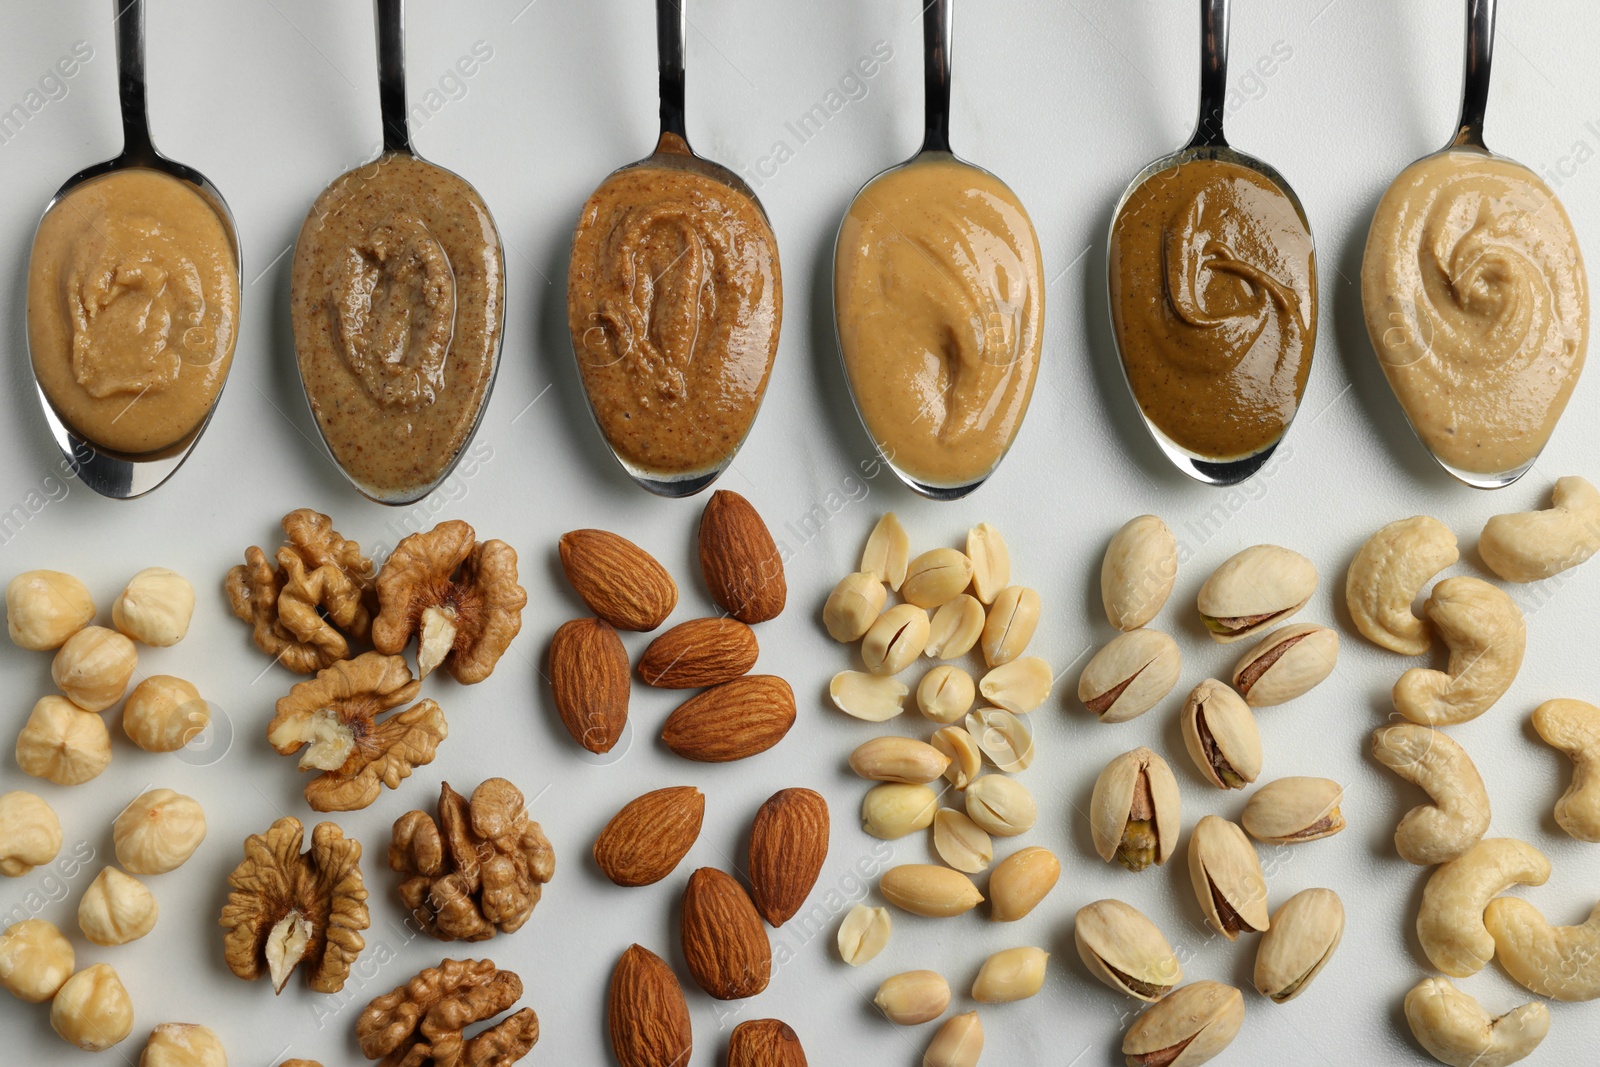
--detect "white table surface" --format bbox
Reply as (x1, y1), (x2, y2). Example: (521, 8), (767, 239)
(2, 0), (1598, 1064)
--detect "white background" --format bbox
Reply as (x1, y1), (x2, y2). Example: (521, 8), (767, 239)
(1, 0), (1598, 1064)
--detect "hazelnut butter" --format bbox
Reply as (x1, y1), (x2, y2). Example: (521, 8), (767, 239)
(835, 157), (1044, 487)
(27, 168), (239, 454)
(1362, 149), (1588, 474)
(1110, 158), (1316, 461)
(291, 152), (503, 499)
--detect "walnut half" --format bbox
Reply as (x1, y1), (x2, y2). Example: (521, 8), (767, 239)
(219, 817), (369, 994)
(356, 957), (539, 1066)
(390, 779), (555, 942)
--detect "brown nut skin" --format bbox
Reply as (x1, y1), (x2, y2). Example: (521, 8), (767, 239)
(699, 490), (787, 623)
(559, 529), (678, 631)
(548, 617), (630, 753)
(661, 676), (796, 762)
(681, 868), (772, 1000)
(610, 944), (692, 1067)
(356, 957), (539, 1066)
(639, 617), (759, 688)
(728, 1018), (808, 1067)
(749, 788), (829, 927)
(594, 786), (704, 888)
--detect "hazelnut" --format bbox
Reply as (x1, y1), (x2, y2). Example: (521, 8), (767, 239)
(79, 867), (159, 946)
(0, 789), (62, 875)
(52, 626), (138, 712)
(138, 1023), (227, 1067)
(114, 788), (206, 875)
(51, 962), (134, 1052)
(0, 919), (74, 1002)
(114, 568), (195, 647)
(16, 695), (112, 786)
(6, 570), (94, 650)
(122, 676), (209, 753)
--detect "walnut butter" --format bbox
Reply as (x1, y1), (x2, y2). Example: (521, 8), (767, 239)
(1110, 158), (1316, 460)
(835, 156), (1044, 487)
(1362, 149), (1588, 474)
(27, 169), (239, 454)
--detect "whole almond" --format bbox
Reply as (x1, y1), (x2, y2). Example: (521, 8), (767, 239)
(681, 867), (772, 1000)
(549, 617), (629, 753)
(662, 676), (796, 762)
(639, 617), (759, 688)
(728, 1018), (808, 1067)
(699, 491), (787, 623)
(559, 530), (677, 631)
(608, 943), (692, 1067)
(749, 788), (829, 927)
(594, 786), (705, 887)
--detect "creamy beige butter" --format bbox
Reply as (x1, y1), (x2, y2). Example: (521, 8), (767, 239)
(1362, 149), (1588, 474)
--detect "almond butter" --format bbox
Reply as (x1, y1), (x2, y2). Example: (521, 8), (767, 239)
(728, 1018), (808, 1067)
(608, 943), (692, 1067)
(638, 617), (759, 688)
(699, 491), (787, 624)
(594, 786), (705, 887)
(661, 675), (795, 762)
(548, 617), (629, 753)
(680, 867), (772, 1000)
(748, 787), (829, 927)
(559, 530), (677, 631)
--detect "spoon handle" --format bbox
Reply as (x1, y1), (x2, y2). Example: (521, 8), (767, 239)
(1453, 0), (1495, 148)
(113, 0), (155, 160)
(1192, 0), (1229, 148)
(376, 0), (412, 154)
(921, 0), (953, 153)
(657, 0), (688, 141)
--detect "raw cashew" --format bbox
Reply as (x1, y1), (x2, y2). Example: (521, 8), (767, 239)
(1346, 516), (1458, 656)
(1371, 723), (1490, 865)
(1479, 475), (1600, 582)
(1485, 897), (1600, 1002)
(1531, 698), (1600, 842)
(1404, 976), (1549, 1067)
(1417, 838), (1550, 977)
(1392, 578), (1525, 726)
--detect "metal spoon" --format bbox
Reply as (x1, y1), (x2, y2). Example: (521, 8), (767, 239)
(1106, 0), (1316, 486)
(25, 0), (242, 500)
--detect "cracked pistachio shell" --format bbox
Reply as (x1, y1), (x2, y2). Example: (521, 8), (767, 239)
(1078, 630), (1181, 723)
(1073, 899), (1182, 1002)
(1101, 515), (1178, 631)
(1241, 777), (1346, 845)
(966, 707), (1033, 772)
(931, 726), (982, 790)
(917, 665), (975, 723)
(1090, 747), (1180, 871)
(980, 586), (1040, 667)
(1180, 679), (1262, 790)
(862, 604), (930, 675)
(1188, 815), (1270, 941)
(1231, 623), (1338, 707)
(978, 656), (1053, 714)
(1198, 545), (1317, 643)
(1254, 888), (1344, 1003)
(1123, 980), (1244, 1067)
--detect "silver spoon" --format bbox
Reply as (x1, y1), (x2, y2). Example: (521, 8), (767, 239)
(1106, 0), (1316, 487)
(26, 0), (242, 500)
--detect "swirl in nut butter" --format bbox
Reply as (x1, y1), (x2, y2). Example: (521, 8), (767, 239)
(1362, 150), (1588, 474)
(1111, 159), (1316, 461)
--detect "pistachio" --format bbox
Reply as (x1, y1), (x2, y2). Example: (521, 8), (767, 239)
(1101, 515), (1178, 631)
(1254, 888), (1344, 1003)
(823, 572), (887, 643)
(850, 736), (951, 784)
(1241, 776), (1346, 845)
(1074, 899), (1182, 1002)
(980, 586), (1040, 667)
(971, 946), (1048, 1003)
(829, 671), (909, 722)
(965, 707), (1034, 772)
(1078, 630), (1181, 723)
(862, 784), (938, 840)
(1180, 680), (1262, 790)
(1122, 981), (1245, 1067)
(1188, 815), (1270, 940)
(978, 656), (1053, 714)
(862, 513), (910, 591)
(988, 846), (1059, 922)
(902, 549), (974, 610)
(933, 809), (993, 873)
(837, 904), (892, 966)
(1231, 623), (1338, 707)
(862, 604), (931, 675)
(924, 595), (986, 660)
(1090, 747), (1180, 871)
(917, 665), (976, 723)
(924, 1012), (983, 1067)
(873, 969), (950, 1025)
(967, 523), (1010, 604)
(965, 775), (1037, 837)
(1198, 544), (1317, 643)
(879, 864), (983, 918)
(931, 726), (982, 790)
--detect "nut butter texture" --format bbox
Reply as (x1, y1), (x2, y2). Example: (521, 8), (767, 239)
(835, 156), (1044, 487)
(1362, 149), (1587, 474)
(1111, 158), (1316, 460)
(567, 133), (781, 477)
(292, 152), (503, 498)
(27, 169), (238, 453)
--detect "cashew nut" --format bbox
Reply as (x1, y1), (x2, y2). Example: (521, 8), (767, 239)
(1392, 578), (1525, 726)
(1485, 897), (1600, 1002)
(1346, 516), (1458, 656)
(1531, 698), (1600, 842)
(1417, 838), (1550, 977)
(1404, 976), (1549, 1067)
(1371, 723), (1490, 865)
(1479, 475), (1600, 582)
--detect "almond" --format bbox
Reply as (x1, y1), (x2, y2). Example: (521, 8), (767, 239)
(680, 867), (772, 1000)
(559, 529), (677, 631)
(638, 617), (759, 689)
(728, 1018), (808, 1066)
(699, 491), (786, 624)
(608, 943), (692, 1067)
(594, 786), (705, 887)
(748, 788), (829, 927)
(548, 617), (629, 753)
(661, 675), (795, 762)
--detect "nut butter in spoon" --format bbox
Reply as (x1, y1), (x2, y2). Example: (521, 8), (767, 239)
(566, 0), (782, 497)
(290, 0), (505, 506)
